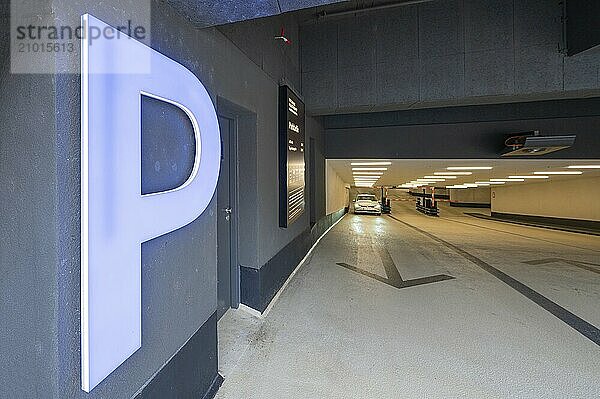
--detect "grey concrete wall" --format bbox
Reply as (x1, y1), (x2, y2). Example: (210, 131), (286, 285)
(218, 14), (301, 91)
(1, 0), (328, 397)
(0, 2), (60, 397)
(166, 0), (345, 27)
(217, 13), (329, 267)
(307, 113), (327, 221)
(300, 0), (600, 115)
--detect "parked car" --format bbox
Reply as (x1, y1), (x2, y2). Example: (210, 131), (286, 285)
(353, 194), (382, 215)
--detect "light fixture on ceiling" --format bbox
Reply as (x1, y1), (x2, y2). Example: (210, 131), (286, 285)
(533, 171), (582, 175)
(508, 175), (549, 179)
(446, 185), (469, 189)
(502, 131), (576, 157)
(435, 172), (472, 176)
(425, 175), (456, 179)
(475, 181), (505, 185)
(352, 171), (384, 175)
(567, 165), (600, 169)
(490, 178), (525, 182)
(352, 167), (388, 171)
(417, 178), (445, 182)
(351, 161), (392, 166)
(464, 184), (479, 188)
(447, 167), (493, 170)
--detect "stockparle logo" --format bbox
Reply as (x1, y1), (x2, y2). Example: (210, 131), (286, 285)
(80, 13), (220, 392)
(10, 1), (151, 74)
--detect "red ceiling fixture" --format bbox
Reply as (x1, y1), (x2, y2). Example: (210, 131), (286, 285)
(275, 27), (292, 45)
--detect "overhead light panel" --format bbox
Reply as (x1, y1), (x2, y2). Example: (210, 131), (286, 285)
(490, 178), (525, 182)
(352, 167), (388, 171)
(567, 165), (600, 169)
(446, 185), (469, 189)
(502, 132), (576, 157)
(352, 171), (384, 175)
(508, 175), (549, 179)
(351, 162), (392, 166)
(447, 167), (493, 170)
(425, 175), (456, 179)
(417, 178), (445, 182)
(533, 171), (582, 175)
(435, 172), (472, 176)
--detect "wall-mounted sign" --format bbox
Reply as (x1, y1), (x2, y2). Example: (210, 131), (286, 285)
(81, 14), (220, 392)
(279, 85), (306, 227)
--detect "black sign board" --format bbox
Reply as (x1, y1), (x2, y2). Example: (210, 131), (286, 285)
(279, 85), (306, 227)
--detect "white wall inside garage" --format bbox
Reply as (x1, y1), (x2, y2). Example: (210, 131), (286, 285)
(325, 160), (349, 214)
(491, 176), (600, 221)
(450, 186), (491, 204)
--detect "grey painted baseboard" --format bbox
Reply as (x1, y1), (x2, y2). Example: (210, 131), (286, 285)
(241, 208), (346, 312)
(135, 312), (220, 398)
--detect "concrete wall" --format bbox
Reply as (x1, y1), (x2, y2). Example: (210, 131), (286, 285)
(323, 98), (600, 159)
(491, 176), (600, 221)
(325, 160), (348, 214)
(1, 0), (327, 397)
(166, 0), (345, 27)
(450, 187), (491, 205)
(0, 2), (59, 397)
(300, 0), (600, 115)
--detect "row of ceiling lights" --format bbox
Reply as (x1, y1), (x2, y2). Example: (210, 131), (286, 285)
(349, 163), (600, 188)
(351, 161), (391, 187)
(400, 165), (597, 189)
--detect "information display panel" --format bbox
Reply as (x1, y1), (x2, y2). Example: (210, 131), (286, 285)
(279, 85), (306, 227)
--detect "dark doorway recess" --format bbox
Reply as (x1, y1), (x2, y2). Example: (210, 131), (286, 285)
(216, 115), (236, 319)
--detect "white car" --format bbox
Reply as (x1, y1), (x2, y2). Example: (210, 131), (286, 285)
(353, 194), (382, 215)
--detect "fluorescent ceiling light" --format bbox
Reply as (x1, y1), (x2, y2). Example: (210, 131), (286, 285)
(446, 185), (468, 189)
(533, 171), (582, 175)
(508, 175), (549, 179)
(351, 161), (392, 166)
(354, 176), (380, 179)
(473, 182), (490, 185)
(425, 175), (456, 179)
(417, 178), (445, 182)
(464, 184), (478, 187)
(490, 178), (525, 182)
(352, 171), (383, 175)
(447, 166), (493, 170)
(567, 165), (600, 169)
(434, 172), (472, 176)
(352, 167), (388, 171)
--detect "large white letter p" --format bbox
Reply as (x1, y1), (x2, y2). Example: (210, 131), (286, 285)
(80, 14), (220, 392)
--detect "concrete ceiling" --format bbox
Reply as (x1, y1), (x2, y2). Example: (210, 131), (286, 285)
(165, 0), (351, 27)
(328, 159), (600, 187)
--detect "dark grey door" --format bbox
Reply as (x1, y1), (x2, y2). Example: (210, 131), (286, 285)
(217, 116), (233, 319)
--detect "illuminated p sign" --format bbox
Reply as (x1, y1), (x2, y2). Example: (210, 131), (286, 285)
(80, 14), (220, 392)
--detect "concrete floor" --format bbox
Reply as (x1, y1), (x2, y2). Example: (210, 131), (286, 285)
(216, 203), (600, 398)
